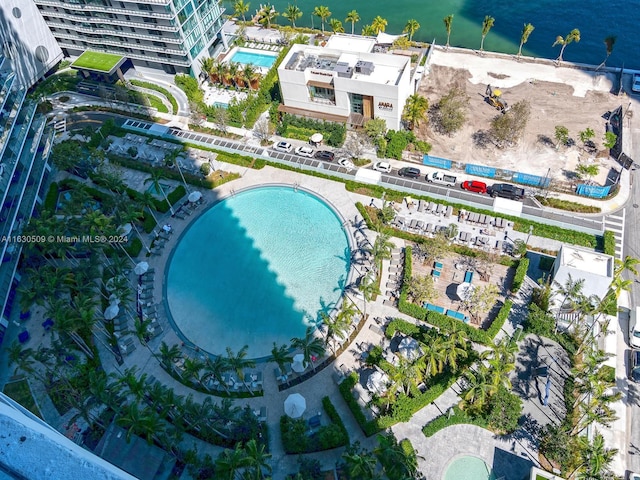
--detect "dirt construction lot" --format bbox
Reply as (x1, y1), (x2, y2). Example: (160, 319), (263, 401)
(415, 48), (625, 187)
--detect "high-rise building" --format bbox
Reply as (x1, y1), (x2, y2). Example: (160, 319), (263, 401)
(0, 1), (61, 346)
(33, 0), (228, 76)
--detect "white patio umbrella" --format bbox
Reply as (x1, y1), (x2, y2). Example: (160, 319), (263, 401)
(366, 371), (389, 394)
(456, 282), (476, 302)
(188, 191), (202, 203)
(284, 393), (306, 418)
(134, 261), (149, 276)
(310, 133), (323, 144)
(398, 337), (421, 361)
(108, 294), (120, 305)
(104, 304), (120, 320)
(291, 353), (306, 373)
(119, 223), (132, 235)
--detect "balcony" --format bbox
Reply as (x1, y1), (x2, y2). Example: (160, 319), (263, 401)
(58, 42), (191, 67)
(54, 32), (186, 56)
(49, 22), (183, 44)
(40, 9), (179, 32)
(34, 0), (174, 20)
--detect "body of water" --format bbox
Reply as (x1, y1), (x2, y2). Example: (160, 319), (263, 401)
(166, 186), (350, 359)
(226, 0), (638, 68)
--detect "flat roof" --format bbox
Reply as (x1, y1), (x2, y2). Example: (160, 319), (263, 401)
(558, 245), (613, 278)
(324, 34), (376, 53)
(71, 50), (125, 74)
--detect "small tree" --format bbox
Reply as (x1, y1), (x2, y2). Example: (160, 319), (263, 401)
(554, 125), (570, 147)
(576, 163), (600, 182)
(254, 117), (272, 143)
(212, 107), (229, 132)
(486, 386), (523, 433)
(553, 28), (581, 62)
(421, 231), (450, 262)
(342, 131), (371, 160)
(200, 163), (211, 177)
(517, 23), (535, 58)
(464, 284), (499, 322)
(434, 86), (469, 134)
(578, 127), (595, 149)
(406, 275), (437, 305)
(597, 35), (616, 70)
(490, 100), (530, 148)
(363, 118), (387, 142)
(603, 131), (617, 149)
(479, 15), (495, 52)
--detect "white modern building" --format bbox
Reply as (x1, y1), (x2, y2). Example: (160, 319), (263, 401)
(277, 34), (423, 130)
(551, 245), (614, 304)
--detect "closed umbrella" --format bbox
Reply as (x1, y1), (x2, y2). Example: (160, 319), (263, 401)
(104, 304), (120, 320)
(188, 191), (202, 203)
(134, 261), (149, 276)
(398, 337), (421, 361)
(291, 353), (306, 373)
(284, 393), (306, 418)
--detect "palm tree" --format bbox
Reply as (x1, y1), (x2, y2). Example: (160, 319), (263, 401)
(608, 275), (632, 299)
(345, 10), (360, 35)
(371, 16), (387, 35)
(614, 255), (639, 277)
(158, 342), (182, 371)
(313, 6), (331, 34)
(144, 170), (174, 215)
(216, 445), (246, 480)
(402, 93), (429, 130)
(234, 0), (250, 22)
(374, 434), (419, 480)
(330, 19), (344, 33)
(443, 14), (454, 49)
(460, 366), (495, 414)
(282, 4), (302, 27)
(182, 357), (205, 385)
(480, 15), (495, 52)
(242, 439), (272, 480)
(517, 23), (535, 58)
(258, 4), (278, 29)
(572, 431), (617, 480)
(597, 35), (617, 69)
(553, 273), (585, 317)
(202, 356), (231, 393)
(368, 232), (395, 272)
(341, 444), (378, 480)
(199, 57), (214, 82)
(358, 271), (380, 320)
(321, 312), (350, 353)
(421, 336), (447, 376)
(225, 345), (256, 391)
(213, 60), (228, 85)
(242, 64), (260, 90)
(117, 403), (167, 445)
(290, 326), (325, 370)
(361, 24), (376, 37)
(441, 335), (468, 371)
(403, 19), (420, 42)
(553, 28), (581, 62)
(270, 342), (293, 377)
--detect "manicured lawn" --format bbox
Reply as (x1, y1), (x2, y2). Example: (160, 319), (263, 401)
(3, 379), (42, 419)
(72, 51), (123, 72)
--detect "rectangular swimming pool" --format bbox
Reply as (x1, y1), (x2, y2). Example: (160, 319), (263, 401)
(229, 49), (278, 69)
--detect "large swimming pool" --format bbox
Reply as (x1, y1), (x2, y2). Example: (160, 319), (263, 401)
(444, 456), (495, 480)
(166, 186), (350, 359)
(229, 48), (278, 69)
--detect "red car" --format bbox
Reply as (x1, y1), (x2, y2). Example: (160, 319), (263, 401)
(461, 180), (488, 194)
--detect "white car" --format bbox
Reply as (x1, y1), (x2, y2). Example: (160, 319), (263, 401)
(629, 472), (640, 480)
(273, 141), (293, 153)
(633, 73), (640, 94)
(295, 146), (314, 157)
(373, 161), (392, 173)
(337, 158), (355, 171)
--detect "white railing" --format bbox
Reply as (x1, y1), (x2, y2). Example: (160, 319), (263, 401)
(57, 42), (191, 66)
(40, 9), (179, 31)
(50, 22), (183, 44)
(34, 0), (174, 19)
(54, 32), (186, 56)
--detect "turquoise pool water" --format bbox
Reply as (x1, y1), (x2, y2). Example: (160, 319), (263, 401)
(166, 186), (350, 358)
(444, 456), (495, 480)
(230, 49), (278, 68)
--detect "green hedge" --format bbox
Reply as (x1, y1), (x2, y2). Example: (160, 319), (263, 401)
(422, 406), (487, 437)
(43, 182), (59, 211)
(125, 237), (143, 257)
(175, 73), (204, 104)
(603, 230), (616, 256)
(276, 114), (346, 147)
(385, 318), (422, 338)
(338, 373), (378, 436)
(144, 94), (168, 113)
(321, 396), (349, 443)
(511, 257), (529, 293)
(129, 79), (179, 114)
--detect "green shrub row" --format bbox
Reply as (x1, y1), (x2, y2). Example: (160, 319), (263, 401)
(603, 230), (616, 256)
(385, 318), (422, 338)
(422, 406), (487, 437)
(43, 182), (59, 211)
(175, 74), (204, 104)
(534, 196), (601, 213)
(144, 94), (168, 113)
(321, 396), (349, 443)
(125, 237), (143, 257)
(281, 125), (314, 142)
(338, 373), (379, 436)
(276, 114), (346, 147)
(129, 79), (179, 114)
(280, 402), (349, 453)
(510, 257), (530, 293)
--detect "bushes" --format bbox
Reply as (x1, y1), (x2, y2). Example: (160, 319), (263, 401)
(423, 406), (487, 437)
(276, 114), (346, 147)
(129, 79), (179, 114)
(43, 182), (59, 211)
(535, 196), (601, 213)
(385, 318), (422, 338)
(338, 373), (378, 436)
(510, 257), (529, 293)
(603, 230), (616, 256)
(125, 237), (143, 257)
(175, 74), (204, 104)
(321, 396), (349, 443)
(280, 416), (309, 454)
(377, 130), (415, 159)
(485, 300), (513, 339)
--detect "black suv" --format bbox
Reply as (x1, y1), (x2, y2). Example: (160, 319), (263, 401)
(630, 349), (640, 383)
(398, 167), (421, 178)
(489, 183), (525, 201)
(314, 150), (335, 161)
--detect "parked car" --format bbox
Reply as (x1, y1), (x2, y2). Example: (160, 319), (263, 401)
(426, 171), (457, 187)
(372, 161), (392, 173)
(629, 472), (640, 480)
(295, 146), (314, 157)
(337, 158), (355, 171)
(632, 73), (640, 93)
(630, 306), (640, 348)
(398, 167), (421, 178)
(629, 349), (640, 383)
(273, 141), (293, 153)
(461, 180), (488, 194)
(314, 150), (335, 161)
(489, 183), (525, 200)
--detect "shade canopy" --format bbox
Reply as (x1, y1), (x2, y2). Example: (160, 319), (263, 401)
(366, 370), (389, 394)
(398, 337), (421, 361)
(310, 133), (323, 144)
(119, 223), (132, 235)
(188, 191), (202, 203)
(104, 304), (120, 320)
(291, 353), (306, 373)
(456, 282), (476, 301)
(134, 261), (149, 275)
(284, 393), (306, 418)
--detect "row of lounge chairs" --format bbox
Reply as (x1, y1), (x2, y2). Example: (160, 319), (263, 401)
(460, 211), (509, 228)
(416, 200), (453, 218)
(385, 249), (404, 305)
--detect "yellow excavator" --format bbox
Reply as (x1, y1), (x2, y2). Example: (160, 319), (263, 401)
(485, 84), (509, 113)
